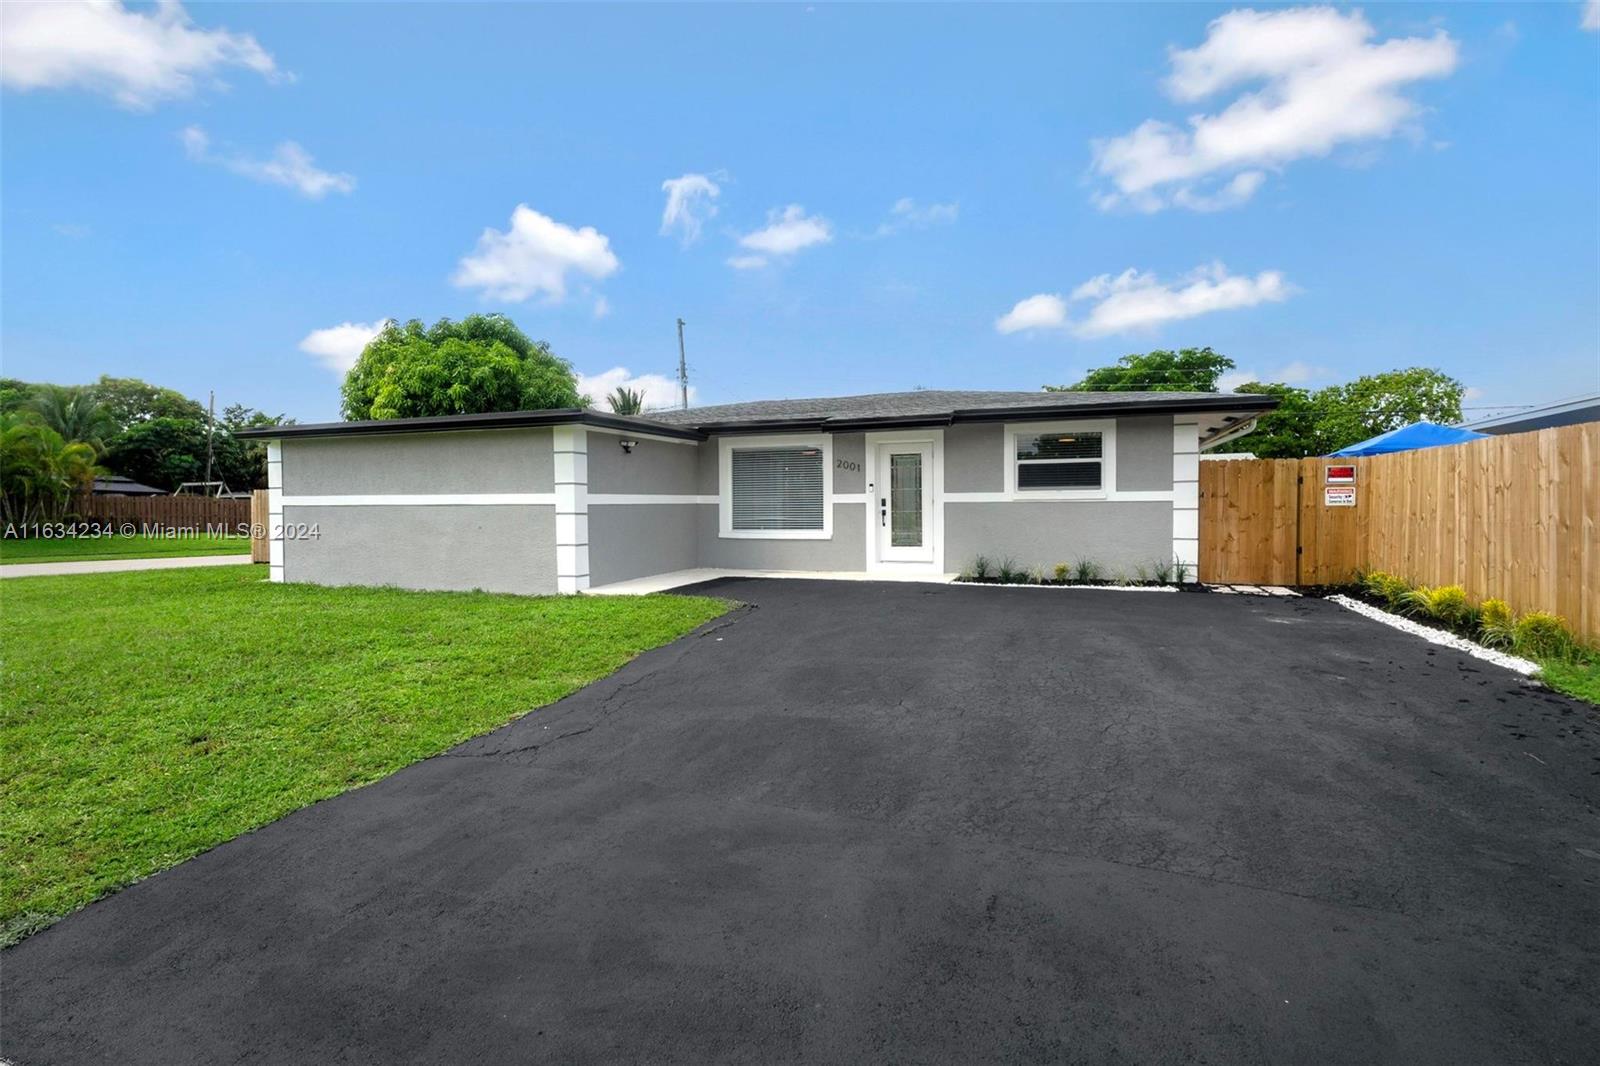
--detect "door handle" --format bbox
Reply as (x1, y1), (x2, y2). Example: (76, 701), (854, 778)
(880, 497), (887, 527)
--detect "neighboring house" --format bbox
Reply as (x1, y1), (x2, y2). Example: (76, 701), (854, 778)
(1459, 392), (1599, 435)
(237, 390), (1275, 594)
(91, 475), (165, 496)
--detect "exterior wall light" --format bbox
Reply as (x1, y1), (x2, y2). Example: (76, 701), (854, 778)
(619, 439), (639, 453)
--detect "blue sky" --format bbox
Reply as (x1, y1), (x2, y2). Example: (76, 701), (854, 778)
(3, 2), (1597, 423)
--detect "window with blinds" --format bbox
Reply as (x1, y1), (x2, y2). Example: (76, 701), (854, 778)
(730, 446), (825, 530)
(1016, 430), (1102, 490)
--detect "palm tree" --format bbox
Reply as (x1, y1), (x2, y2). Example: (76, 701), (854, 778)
(606, 387), (645, 415)
(0, 414), (100, 524)
(30, 385), (118, 451)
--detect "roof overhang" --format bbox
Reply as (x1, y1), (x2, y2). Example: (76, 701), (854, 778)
(234, 408), (707, 442)
(237, 394), (1277, 443)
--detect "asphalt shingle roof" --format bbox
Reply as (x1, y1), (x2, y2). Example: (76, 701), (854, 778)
(647, 389), (1254, 427)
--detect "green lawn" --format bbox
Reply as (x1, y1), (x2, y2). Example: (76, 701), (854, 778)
(1, 532), (251, 564)
(0, 567), (729, 945)
(1539, 657), (1600, 706)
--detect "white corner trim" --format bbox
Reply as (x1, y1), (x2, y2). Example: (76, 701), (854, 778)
(1001, 418), (1117, 501)
(1171, 420), (1201, 580)
(718, 433), (834, 540)
(280, 493), (559, 507)
(265, 440), (284, 583)
(588, 494), (716, 506)
(553, 426), (589, 593)
(831, 493), (871, 505)
(1327, 595), (1539, 676)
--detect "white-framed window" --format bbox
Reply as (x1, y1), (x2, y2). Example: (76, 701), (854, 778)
(1002, 419), (1116, 500)
(718, 434), (833, 539)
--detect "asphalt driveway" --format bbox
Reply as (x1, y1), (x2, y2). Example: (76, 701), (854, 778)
(6, 580), (1597, 1064)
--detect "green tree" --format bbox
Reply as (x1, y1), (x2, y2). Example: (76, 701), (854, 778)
(606, 387), (645, 415)
(1313, 367), (1465, 448)
(341, 314), (582, 421)
(0, 414), (101, 525)
(29, 385), (118, 451)
(102, 417), (211, 492)
(217, 405), (294, 490)
(1046, 347), (1235, 392)
(1215, 367), (1467, 458)
(0, 378), (37, 414)
(87, 375), (206, 429)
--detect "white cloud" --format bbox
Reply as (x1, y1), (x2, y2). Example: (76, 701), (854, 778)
(995, 293), (1069, 335)
(726, 254), (769, 271)
(181, 125), (354, 199)
(875, 197), (959, 236)
(593, 296), (611, 319)
(52, 222), (91, 238)
(0, 0), (280, 109)
(298, 319), (389, 374)
(452, 204), (620, 302)
(660, 173), (721, 245)
(736, 205), (832, 258)
(575, 367), (691, 412)
(1584, 0), (1600, 30)
(1217, 359), (1330, 392)
(1091, 7), (1459, 212)
(996, 262), (1294, 337)
(1071, 263), (1294, 337)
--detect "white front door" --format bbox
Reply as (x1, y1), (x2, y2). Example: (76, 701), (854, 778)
(873, 442), (934, 564)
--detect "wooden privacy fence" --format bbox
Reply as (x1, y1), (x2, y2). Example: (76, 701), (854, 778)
(72, 493), (253, 535)
(250, 490), (270, 562)
(1200, 422), (1599, 643)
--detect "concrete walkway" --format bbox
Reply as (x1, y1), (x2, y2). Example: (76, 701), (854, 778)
(587, 566), (959, 595)
(0, 554), (255, 578)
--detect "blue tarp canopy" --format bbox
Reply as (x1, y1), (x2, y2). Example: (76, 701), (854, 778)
(1328, 421), (1489, 457)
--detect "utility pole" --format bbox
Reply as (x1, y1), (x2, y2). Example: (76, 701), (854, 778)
(676, 317), (689, 411)
(203, 390), (216, 494)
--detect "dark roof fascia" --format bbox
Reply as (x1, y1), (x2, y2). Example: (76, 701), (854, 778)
(696, 394), (1279, 435)
(234, 409), (707, 442)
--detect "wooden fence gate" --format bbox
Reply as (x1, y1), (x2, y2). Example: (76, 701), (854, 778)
(1197, 423), (1599, 644)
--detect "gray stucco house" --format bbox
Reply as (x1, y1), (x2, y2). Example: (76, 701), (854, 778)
(238, 390), (1274, 594)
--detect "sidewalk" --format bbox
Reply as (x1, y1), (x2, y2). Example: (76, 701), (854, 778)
(0, 555), (256, 579)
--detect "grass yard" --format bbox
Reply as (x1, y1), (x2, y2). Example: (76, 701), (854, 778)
(1, 532), (251, 565)
(1539, 657), (1600, 706)
(0, 567), (729, 945)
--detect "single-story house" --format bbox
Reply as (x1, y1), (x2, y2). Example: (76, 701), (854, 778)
(1459, 391), (1599, 435)
(92, 474), (166, 496)
(236, 390), (1275, 594)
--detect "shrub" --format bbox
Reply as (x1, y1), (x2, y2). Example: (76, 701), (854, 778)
(1072, 558), (1101, 583)
(996, 557), (1023, 583)
(1053, 562), (1069, 583)
(1400, 585), (1474, 629)
(1152, 559), (1172, 584)
(1362, 571), (1411, 611)
(1173, 558), (1191, 584)
(1478, 599), (1516, 649)
(1513, 612), (1575, 660)
(970, 555), (992, 580)
(1134, 563), (1150, 583)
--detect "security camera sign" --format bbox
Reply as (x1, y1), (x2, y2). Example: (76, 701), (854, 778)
(1325, 486), (1356, 507)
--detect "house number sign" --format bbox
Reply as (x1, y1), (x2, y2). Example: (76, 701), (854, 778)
(835, 459), (861, 472)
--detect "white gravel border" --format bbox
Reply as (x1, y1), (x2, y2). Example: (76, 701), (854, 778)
(956, 581), (1178, 593)
(1327, 594), (1540, 676)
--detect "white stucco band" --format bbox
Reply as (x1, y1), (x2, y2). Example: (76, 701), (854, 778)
(266, 440), (284, 583)
(1172, 419), (1200, 578)
(553, 426), (589, 593)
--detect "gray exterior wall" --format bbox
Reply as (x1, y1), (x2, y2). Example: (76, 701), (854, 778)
(944, 501), (1173, 577)
(278, 428), (557, 594)
(282, 429), (553, 495)
(589, 503), (701, 585)
(698, 503), (866, 571)
(282, 504), (558, 594)
(586, 433), (699, 495)
(1114, 415), (1174, 492)
(946, 424), (1003, 492)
